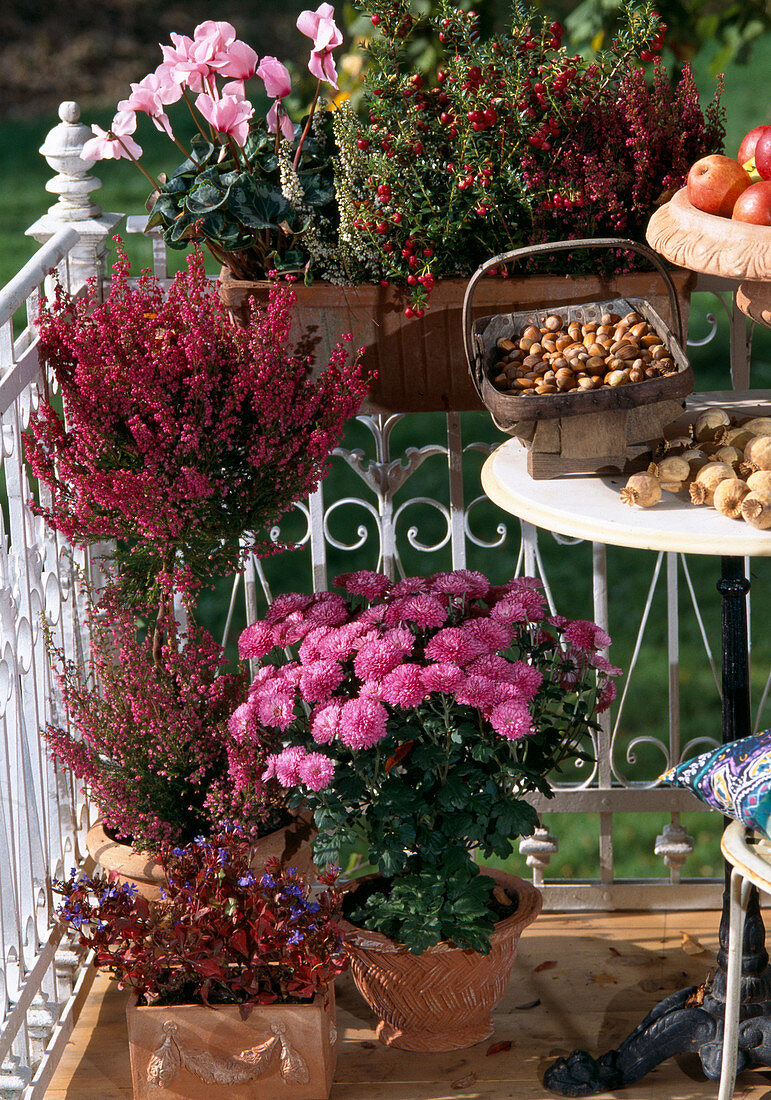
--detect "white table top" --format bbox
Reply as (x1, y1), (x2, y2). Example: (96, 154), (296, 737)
(481, 391), (771, 557)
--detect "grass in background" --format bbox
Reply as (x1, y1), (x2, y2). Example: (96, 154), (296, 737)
(2, 37), (770, 883)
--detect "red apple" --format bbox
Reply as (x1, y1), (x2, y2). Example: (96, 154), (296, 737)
(686, 154), (752, 217)
(737, 124), (771, 169)
(756, 129), (771, 181)
(732, 181), (771, 225)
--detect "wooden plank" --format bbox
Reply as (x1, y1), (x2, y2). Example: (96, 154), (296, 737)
(44, 909), (771, 1100)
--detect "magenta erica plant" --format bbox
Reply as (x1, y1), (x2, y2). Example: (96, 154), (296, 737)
(25, 246), (368, 598)
(44, 592), (285, 851)
(230, 569), (620, 952)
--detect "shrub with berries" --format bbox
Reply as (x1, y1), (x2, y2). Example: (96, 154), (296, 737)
(331, 0), (724, 313)
(54, 835), (348, 1006)
(232, 568), (620, 953)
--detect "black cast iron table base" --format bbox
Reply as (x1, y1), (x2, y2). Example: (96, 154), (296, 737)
(544, 557), (771, 1095)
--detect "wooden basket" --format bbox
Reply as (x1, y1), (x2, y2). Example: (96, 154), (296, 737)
(462, 238), (694, 479)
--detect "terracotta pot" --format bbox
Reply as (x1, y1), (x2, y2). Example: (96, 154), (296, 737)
(86, 812), (316, 901)
(126, 986), (337, 1099)
(218, 267), (693, 416)
(341, 867), (542, 1052)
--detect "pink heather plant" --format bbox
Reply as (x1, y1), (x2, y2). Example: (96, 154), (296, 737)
(44, 590), (286, 852)
(232, 568), (620, 953)
(25, 245), (368, 601)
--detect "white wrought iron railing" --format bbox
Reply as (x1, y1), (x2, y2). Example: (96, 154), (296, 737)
(0, 99), (767, 1093)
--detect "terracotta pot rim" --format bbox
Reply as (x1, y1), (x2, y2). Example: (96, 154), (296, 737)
(126, 986), (331, 1013)
(340, 868), (542, 955)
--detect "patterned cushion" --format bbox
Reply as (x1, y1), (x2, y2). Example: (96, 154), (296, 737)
(661, 730), (771, 839)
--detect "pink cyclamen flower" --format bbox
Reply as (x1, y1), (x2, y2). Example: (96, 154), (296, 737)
(118, 73), (179, 136)
(490, 700), (535, 741)
(299, 751), (335, 791)
(212, 39), (259, 80)
(193, 20), (237, 62)
(338, 698), (389, 750)
(160, 33), (213, 93)
(257, 56), (292, 99)
(267, 101), (295, 142)
(297, 3), (343, 87)
(195, 92), (253, 145)
(81, 111), (142, 162)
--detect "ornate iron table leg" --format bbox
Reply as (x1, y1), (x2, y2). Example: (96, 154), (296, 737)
(544, 556), (771, 1095)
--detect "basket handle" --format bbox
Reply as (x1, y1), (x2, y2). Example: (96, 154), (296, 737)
(461, 237), (685, 376)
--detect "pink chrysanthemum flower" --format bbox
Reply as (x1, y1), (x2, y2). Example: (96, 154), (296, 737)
(253, 689), (296, 731)
(358, 604), (387, 625)
(306, 592), (350, 626)
(424, 626), (485, 665)
(385, 626), (415, 655)
(238, 620), (276, 660)
(299, 659), (345, 703)
(317, 621), (370, 660)
(455, 673), (499, 711)
(516, 587), (547, 619)
(446, 569), (490, 599)
(274, 745), (306, 786)
(298, 625), (332, 664)
(490, 700), (535, 741)
(311, 701), (341, 744)
(463, 617), (511, 654)
(299, 751), (335, 791)
(248, 664), (279, 695)
(563, 620), (611, 652)
(430, 571), (475, 596)
(358, 679), (384, 700)
(380, 664), (427, 708)
(354, 637), (404, 681)
(338, 698), (389, 749)
(421, 662), (466, 695)
(334, 570), (392, 601)
(266, 592), (313, 624)
(507, 660), (544, 702)
(389, 576), (429, 598)
(275, 612), (314, 646)
(490, 597), (528, 627)
(590, 653), (623, 675)
(386, 594), (448, 629)
(596, 680), (618, 713)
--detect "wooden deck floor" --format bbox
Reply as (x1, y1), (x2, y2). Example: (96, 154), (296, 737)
(45, 908), (771, 1099)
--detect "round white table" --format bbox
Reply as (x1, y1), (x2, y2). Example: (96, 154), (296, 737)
(481, 390), (771, 1096)
(482, 390), (771, 560)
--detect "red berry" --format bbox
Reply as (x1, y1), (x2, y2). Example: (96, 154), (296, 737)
(357, 139), (370, 151)
(371, 13), (381, 25)
(407, 274), (417, 285)
(640, 49), (654, 61)
(422, 247), (433, 257)
(380, 278), (389, 287)
(376, 222), (388, 234)
(391, 212), (402, 223)
(415, 308), (425, 318)
(404, 306), (414, 318)
(408, 255), (417, 268)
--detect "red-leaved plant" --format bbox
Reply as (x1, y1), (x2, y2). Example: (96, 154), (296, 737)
(25, 245), (369, 600)
(54, 835), (348, 1006)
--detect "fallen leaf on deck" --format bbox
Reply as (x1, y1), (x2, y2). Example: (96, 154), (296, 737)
(608, 946), (621, 956)
(590, 971), (618, 986)
(514, 998), (541, 1010)
(685, 984), (706, 1006)
(486, 1040), (512, 1056)
(360, 1041), (376, 1049)
(451, 1072), (478, 1089)
(681, 932), (710, 957)
(533, 960), (558, 972)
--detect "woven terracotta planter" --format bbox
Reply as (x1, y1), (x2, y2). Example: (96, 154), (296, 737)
(218, 267), (693, 416)
(86, 811), (316, 901)
(341, 868), (542, 1052)
(126, 986), (337, 1099)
